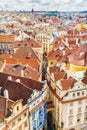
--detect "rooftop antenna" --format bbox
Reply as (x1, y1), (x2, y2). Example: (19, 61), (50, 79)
(31, 8), (34, 14)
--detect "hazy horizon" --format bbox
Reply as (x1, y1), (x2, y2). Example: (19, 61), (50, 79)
(0, 0), (87, 12)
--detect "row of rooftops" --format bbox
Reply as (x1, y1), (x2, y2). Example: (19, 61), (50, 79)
(47, 25), (87, 93)
(0, 72), (44, 104)
(48, 65), (87, 91)
(0, 13), (46, 124)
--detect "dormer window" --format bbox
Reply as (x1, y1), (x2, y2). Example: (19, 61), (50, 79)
(25, 43), (27, 46)
(56, 55), (59, 58)
(17, 106), (19, 111)
(32, 43), (34, 46)
(18, 44), (21, 46)
(51, 61), (53, 65)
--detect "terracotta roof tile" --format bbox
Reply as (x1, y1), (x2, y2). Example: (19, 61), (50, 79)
(14, 37), (42, 48)
(49, 66), (59, 74)
(3, 64), (39, 80)
(61, 79), (76, 91)
(0, 35), (15, 43)
(1, 80), (33, 104)
(0, 57), (39, 71)
(54, 72), (67, 81)
(0, 60), (4, 68)
(68, 46), (87, 66)
(12, 47), (41, 62)
(47, 49), (62, 60)
(0, 72), (43, 91)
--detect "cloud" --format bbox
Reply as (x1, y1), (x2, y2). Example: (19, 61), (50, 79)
(0, 0), (86, 11)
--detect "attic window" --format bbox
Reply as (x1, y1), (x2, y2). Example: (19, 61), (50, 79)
(32, 43), (34, 46)
(24, 112), (27, 117)
(51, 62), (53, 65)
(18, 44), (21, 46)
(17, 106), (19, 111)
(13, 64), (20, 68)
(56, 55), (59, 58)
(13, 64), (20, 71)
(25, 43), (27, 46)
(0, 105), (2, 110)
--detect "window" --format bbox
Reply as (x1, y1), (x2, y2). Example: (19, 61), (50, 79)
(78, 100), (82, 104)
(17, 106), (19, 111)
(12, 122), (15, 127)
(32, 43), (34, 46)
(77, 119), (80, 123)
(0, 105), (2, 110)
(82, 91), (84, 95)
(18, 117), (21, 122)
(25, 43), (27, 46)
(24, 112), (27, 117)
(73, 93), (75, 97)
(69, 110), (73, 115)
(24, 121), (27, 127)
(77, 92), (80, 96)
(70, 103), (73, 106)
(56, 55), (59, 58)
(69, 117), (73, 125)
(78, 107), (81, 113)
(51, 61), (53, 65)
(32, 112), (35, 120)
(85, 106), (87, 111)
(18, 44), (21, 46)
(84, 114), (87, 121)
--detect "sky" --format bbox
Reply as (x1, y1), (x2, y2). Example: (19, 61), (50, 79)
(0, 0), (87, 12)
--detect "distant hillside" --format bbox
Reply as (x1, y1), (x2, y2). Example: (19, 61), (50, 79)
(80, 10), (87, 13)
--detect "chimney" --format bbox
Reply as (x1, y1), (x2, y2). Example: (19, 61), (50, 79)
(63, 50), (65, 55)
(21, 70), (24, 77)
(4, 89), (9, 99)
(67, 73), (70, 79)
(76, 38), (78, 44)
(8, 76), (12, 80)
(16, 79), (20, 83)
(65, 38), (69, 47)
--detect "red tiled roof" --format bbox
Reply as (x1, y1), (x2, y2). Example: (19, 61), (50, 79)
(0, 35), (15, 43)
(0, 72), (43, 91)
(54, 72), (67, 81)
(3, 64), (39, 80)
(47, 49), (62, 60)
(14, 37), (42, 48)
(12, 47), (41, 62)
(49, 66), (59, 74)
(0, 56), (39, 71)
(61, 79), (76, 91)
(68, 46), (87, 66)
(2, 80), (33, 104)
